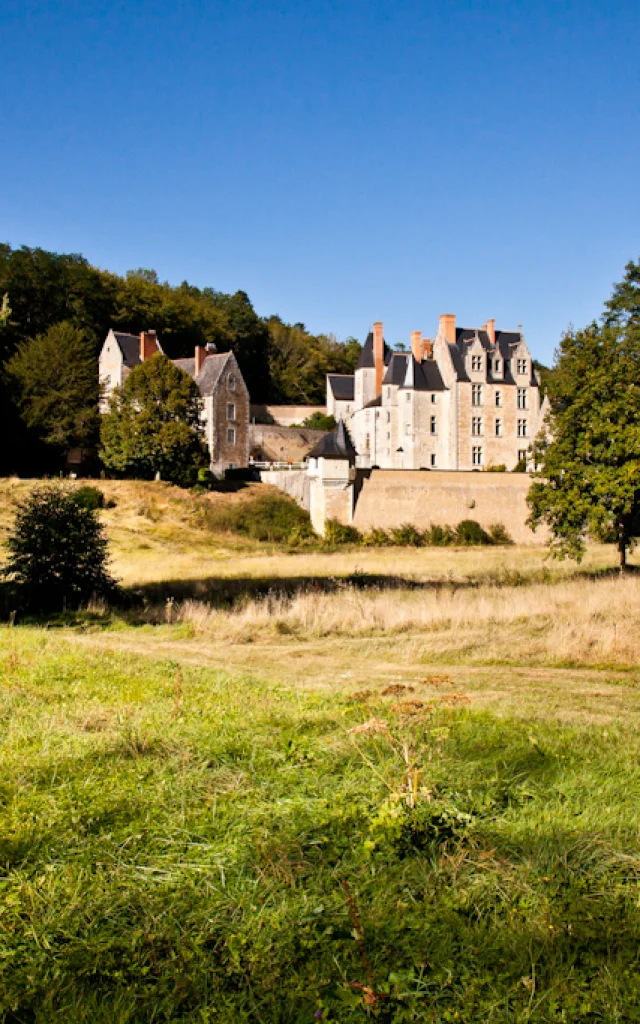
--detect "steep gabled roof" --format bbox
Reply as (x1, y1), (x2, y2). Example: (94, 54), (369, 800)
(327, 374), (355, 401)
(173, 351), (234, 396)
(308, 419), (356, 460)
(382, 353), (408, 386)
(355, 331), (393, 370)
(113, 332), (142, 368)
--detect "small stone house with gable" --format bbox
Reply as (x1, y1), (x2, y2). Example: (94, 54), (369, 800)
(99, 329), (249, 475)
(326, 314), (548, 471)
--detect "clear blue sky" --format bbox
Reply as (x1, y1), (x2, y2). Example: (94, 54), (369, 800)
(2, 0), (639, 364)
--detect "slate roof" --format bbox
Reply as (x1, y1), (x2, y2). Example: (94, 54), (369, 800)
(173, 352), (233, 396)
(399, 355), (447, 392)
(113, 332), (143, 368)
(355, 331), (393, 371)
(382, 353), (408, 386)
(327, 374), (355, 401)
(308, 420), (356, 460)
(173, 357), (196, 376)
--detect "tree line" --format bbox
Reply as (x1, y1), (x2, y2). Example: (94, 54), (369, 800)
(0, 243), (360, 474)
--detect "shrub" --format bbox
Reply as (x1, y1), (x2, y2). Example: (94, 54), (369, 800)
(2, 485), (118, 612)
(361, 527), (392, 546)
(73, 485), (107, 511)
(486, 464), (507, 473)
(389, 523), (424, 546)
(324, 519), (362, 545)
(455, 519), (491, 545)
(201, 493), (314, 544)
(424, 523), (457, 546)
(300, 411), (337, 430)
(487, 522), (513, 545)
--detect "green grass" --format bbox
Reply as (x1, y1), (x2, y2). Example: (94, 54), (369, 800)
(3, 627), (640, 1022)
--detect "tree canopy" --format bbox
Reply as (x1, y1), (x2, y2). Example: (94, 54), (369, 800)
(100, 353), (209, 483)
(528, 259), (640, 570)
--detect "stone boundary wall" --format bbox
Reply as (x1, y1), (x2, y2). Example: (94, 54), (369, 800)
(249, 424), (325, 462)
(352, 470), (543, 544)
(250, 404), (327, 427)
(259, 469), (310, 509)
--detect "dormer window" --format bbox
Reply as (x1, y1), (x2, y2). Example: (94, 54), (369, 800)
(493, 358), (501, 374)
(471, 355), (482, 372)
(517, 359), (527, 375)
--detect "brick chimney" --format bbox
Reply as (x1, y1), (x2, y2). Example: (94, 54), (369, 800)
(423, 337), (433, 359)
(373, 321), (384, 397)
(485, 318), (496, 345)
(140, 330), (157, 361)
(411, 331), (423, 363)
(439, 314), (456, 346)
(195, 345), (208, 375)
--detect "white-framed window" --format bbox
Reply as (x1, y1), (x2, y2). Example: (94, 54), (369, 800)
(472, 416), (482, 436)
(495, 418), (502, 436)
(495, 390), (502, 407)
(517, 388), (527, 409)
(517, 419), (528, 437)
(228, 374), (236, 390)
(472, 384), (483, 406)
(517, 358), (527, 375)
(430, 453), (436, 467)
(472, 446), (483, 466)
(430, 415), (437, 434)
(227, 402), (235, 420)
(227, 427), (236, 444)
(518, 449), (528, 463)
(471, 355), (482, 372)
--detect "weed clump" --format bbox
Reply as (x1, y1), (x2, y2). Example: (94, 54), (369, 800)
(199, 492), (315, 544)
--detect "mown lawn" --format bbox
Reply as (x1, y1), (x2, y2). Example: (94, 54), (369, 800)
(2, 627), (640, 1022)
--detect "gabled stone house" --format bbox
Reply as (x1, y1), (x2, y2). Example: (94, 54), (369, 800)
(327, 315), (548, 471)
(99, 329), (249, 475)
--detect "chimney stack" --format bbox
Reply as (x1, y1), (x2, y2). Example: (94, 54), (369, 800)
(140, 330), (157, 361)
(411, 330), (423, 363)
(439, 314), (456, 346)
(423, 337), (433, 359)
(373, 321), (384, 396)
(485, 318), (496, 345)
(195, 345), (208, 375)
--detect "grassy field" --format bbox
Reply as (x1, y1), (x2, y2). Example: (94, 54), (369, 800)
(2, 479), (640, 1022)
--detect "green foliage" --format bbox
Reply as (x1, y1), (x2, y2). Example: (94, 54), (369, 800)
(301, 411), (337, 430)
(1, 485), (117, 612)
(528, 262), (640, 569)
(487, 522), (513, 545)
(455, 519), (491, 545)
(100, 354), (208, 484)
(486, 463), (507, 472)
(361, 527), (392, 546)
(513, 457), (527, 472)
(2, 634), (640, 1021)
(6, 321), (99, 452)
(201, 492), (314, 544)
(423, 523), (457, 546)
(267, 316), (361, 404)
(73, 485), (111, 511)
(324, 518), (362, 545)
(389, 523), (424, 546)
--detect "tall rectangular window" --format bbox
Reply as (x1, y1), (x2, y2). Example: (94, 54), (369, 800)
(493, 358), (501, 374)
(495, 418), (502, 436)
(495, 390), (502, 407)
(518, 449), (528, 463)
(517, 388), (527, 409)
(517, 358), (527, 375)
(472, 384), (483, 406)
(227, 402), (235, 420)
(431, 393), (436, 404)
(471, 355), (482, 372)
(472, 446), (483, 466)
(228, 374), (236, 390)
(430, 453), (436, 467)
(430, 415), (437, 434)
(227, 427), (236, 444)
(405, 392), (411, 402)
(517, 419), (528, 437)
(472, 416), (482, 436)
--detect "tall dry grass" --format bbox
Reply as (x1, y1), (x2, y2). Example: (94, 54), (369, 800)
(175, 573), (640, 667)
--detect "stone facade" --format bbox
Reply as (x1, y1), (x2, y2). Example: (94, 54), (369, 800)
(327, 314), (549, 472)
(98, 330), (249, 475)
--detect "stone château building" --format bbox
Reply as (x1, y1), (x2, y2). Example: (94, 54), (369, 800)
(98, 329), (249, 475)
(326, 314), (548, 471)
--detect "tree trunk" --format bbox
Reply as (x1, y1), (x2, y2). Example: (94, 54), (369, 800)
(618, 523), (627, 574)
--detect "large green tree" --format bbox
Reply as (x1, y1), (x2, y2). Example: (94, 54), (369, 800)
(100, 353), (208, 483)
(6, 321), (99, 456)
(266, 316), (360, 403)
(528, 260), (640, 570)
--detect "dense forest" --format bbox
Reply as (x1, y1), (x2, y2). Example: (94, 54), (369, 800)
(0, 244), (361, 474)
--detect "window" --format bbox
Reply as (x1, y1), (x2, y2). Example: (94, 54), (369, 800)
(227, 427), (236, 444)
(227, 402), (235, 420)
(472, 446), (483, 466)
(517, 419), (528, 437)
(387, 388), (392, 400)
(386, 432), (390, 440)
(517, 388), (527, 409)
(472, 416), (482, 436)
(405, 392), (411, 402)
(518, 449), (528, 463)
(517, 359), (527, 375)
(495, 418), (502, 437)
(386, 412), (391, 423)
(495, 390), (502, 407)
(431, 393), (436, 403)
(493, 358), (501, 374)
(472, 384), (483, 406)
(228, 374), (236, 390)
(405, 423), (411, 436)
(430, 454), (436, 467)
(471, 355), (482, 372)
(430, 415), (437, 434)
